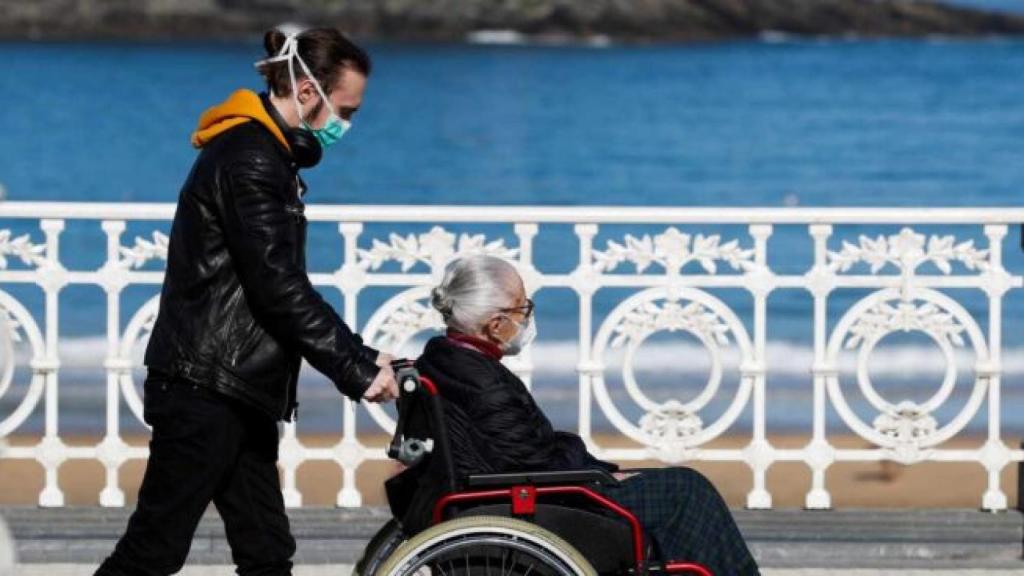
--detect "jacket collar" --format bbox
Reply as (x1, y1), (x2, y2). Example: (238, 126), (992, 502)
(260, 92), (292, 146)
(446, 329), (504, 361)
(260, 92), (309, 195)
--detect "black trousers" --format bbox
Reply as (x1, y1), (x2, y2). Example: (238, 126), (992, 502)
(95, 372), (295, 576)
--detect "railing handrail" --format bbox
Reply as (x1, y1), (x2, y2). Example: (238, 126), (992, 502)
(1, 201), (1024, 224)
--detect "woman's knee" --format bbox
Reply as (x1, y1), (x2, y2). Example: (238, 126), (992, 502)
(668, 466), (715, 488)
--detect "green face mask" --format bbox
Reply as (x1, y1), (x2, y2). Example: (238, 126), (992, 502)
(304, 111), (351, 150)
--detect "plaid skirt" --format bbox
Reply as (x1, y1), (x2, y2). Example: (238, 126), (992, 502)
(596, 467), (759, 576)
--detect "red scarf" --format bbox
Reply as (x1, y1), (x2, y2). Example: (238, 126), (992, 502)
(446, 329), (503, 361)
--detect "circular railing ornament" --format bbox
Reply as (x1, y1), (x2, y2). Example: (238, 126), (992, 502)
(825, 288), (990, 464)
(117, 295), (161, 427)
(591, 287), (755, 463)
(0, 291), (47, 439)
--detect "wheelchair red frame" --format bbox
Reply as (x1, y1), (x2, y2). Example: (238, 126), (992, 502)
(380, 362), (713, 576)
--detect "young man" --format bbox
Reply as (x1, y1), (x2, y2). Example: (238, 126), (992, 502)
(96, 27), (398, 576)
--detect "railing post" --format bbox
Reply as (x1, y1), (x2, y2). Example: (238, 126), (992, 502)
(746, 224), (774, 509)
(805, 224), (835, 510)
(1018, 441), (1024, 513)
(573, 224), (599, 450)
(37, 219), (66, 507)
(512, 223), (539, 390)
(98, 220), (128, 507)
(982, 224), (1010, 511)
(336, 222), (366, 508)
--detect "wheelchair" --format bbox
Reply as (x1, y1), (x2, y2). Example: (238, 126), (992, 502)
(354, 362), (713, 576)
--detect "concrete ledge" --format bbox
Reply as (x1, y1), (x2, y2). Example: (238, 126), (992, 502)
(3, 507), (1021, 570)
(737, 508), (1024, 568)
(10, 566), (1024, 576)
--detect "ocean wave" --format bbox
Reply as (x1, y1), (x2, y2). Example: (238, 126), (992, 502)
(758, 30), (794, 44)
(465, 29), (613, 47)
(27, 335), (1024, 376)
(466, 29), (526, 45)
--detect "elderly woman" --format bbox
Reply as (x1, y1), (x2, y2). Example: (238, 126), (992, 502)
(401, 255), (758, 575)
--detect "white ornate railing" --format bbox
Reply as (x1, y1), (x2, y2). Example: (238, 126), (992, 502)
(0, 202), (1023, 510)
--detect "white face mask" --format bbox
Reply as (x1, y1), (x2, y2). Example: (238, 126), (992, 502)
(503, 316), (537, 356)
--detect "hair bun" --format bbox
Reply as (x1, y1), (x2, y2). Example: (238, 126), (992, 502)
(430, 285), (454, 319)
(263, 29), (287, 58)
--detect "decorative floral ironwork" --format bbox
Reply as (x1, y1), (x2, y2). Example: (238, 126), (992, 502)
(141, 312), (157, 335)
(640, 400), (704, 443)
(873, 401), (938, 447)
(374, 299), (444, 350)
(593, 227), (756, 274)
(118, 232), (169, 269)
(0, 230), (46, 269)
(357, 226), (519, 271)
(828, 227), (989, 275)
(611, 300), (730, 349)
(844, 300), (965, 350)
(0, 307), (23, 344)
(0, 305), (24, 400)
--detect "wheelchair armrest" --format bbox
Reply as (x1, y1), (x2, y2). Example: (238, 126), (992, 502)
(465, 469), (620, 488)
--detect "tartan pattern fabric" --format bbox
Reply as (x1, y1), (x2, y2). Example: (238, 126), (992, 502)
(596, 467), (759, 576)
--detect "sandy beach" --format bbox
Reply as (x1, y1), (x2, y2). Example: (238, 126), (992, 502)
(0, 433), (1016, 509)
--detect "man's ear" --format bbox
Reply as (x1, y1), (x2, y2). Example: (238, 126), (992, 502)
(296, 78), (318, 105)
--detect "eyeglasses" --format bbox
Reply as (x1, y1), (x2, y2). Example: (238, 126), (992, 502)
(499, 298), (534, 319)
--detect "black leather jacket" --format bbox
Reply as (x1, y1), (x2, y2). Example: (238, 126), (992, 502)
(144, 95), (380, 421)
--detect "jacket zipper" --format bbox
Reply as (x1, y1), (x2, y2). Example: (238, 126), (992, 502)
(284, 360), (299, 422)
(283, 174), (304, 422)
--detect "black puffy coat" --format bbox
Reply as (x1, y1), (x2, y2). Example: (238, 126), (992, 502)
(144, 91), (380, 421)
(388, 336), (616, 532)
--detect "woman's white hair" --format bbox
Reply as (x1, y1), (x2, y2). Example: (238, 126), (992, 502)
(430, 255), (522, 333)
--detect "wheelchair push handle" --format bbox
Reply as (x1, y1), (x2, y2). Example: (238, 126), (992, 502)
(386, 362), (448, 477)
(391, 360), (438, 396)
(385, 362), (457, 489)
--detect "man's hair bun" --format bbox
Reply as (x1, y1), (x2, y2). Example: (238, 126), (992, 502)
(263, 29), (288, 58)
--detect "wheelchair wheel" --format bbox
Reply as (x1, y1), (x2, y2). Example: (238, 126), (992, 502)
(375, 515), (596, 576)
(354, 519), (406, 576)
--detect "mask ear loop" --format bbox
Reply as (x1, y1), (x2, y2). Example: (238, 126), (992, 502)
(286, 45), (308, 127)
(253, 34), (312, 127)
(291, 49), (340, 128)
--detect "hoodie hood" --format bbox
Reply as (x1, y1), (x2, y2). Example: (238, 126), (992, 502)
(190, 89), (291, 151)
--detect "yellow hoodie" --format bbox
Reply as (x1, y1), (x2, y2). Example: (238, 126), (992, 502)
(190, 89), (291, 152)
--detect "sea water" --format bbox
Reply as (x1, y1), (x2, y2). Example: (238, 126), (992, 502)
(0, 37), (1022, 435)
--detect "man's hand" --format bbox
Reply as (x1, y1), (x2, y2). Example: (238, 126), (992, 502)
(375, 351), (395, 367)
(363, 362), (398, 403)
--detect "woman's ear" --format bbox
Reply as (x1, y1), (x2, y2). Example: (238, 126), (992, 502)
(482, 315), (507, 345)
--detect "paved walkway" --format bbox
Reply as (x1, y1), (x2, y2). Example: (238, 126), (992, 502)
(3, 506), (1022, 572)
(9, 566), (1024, 575)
